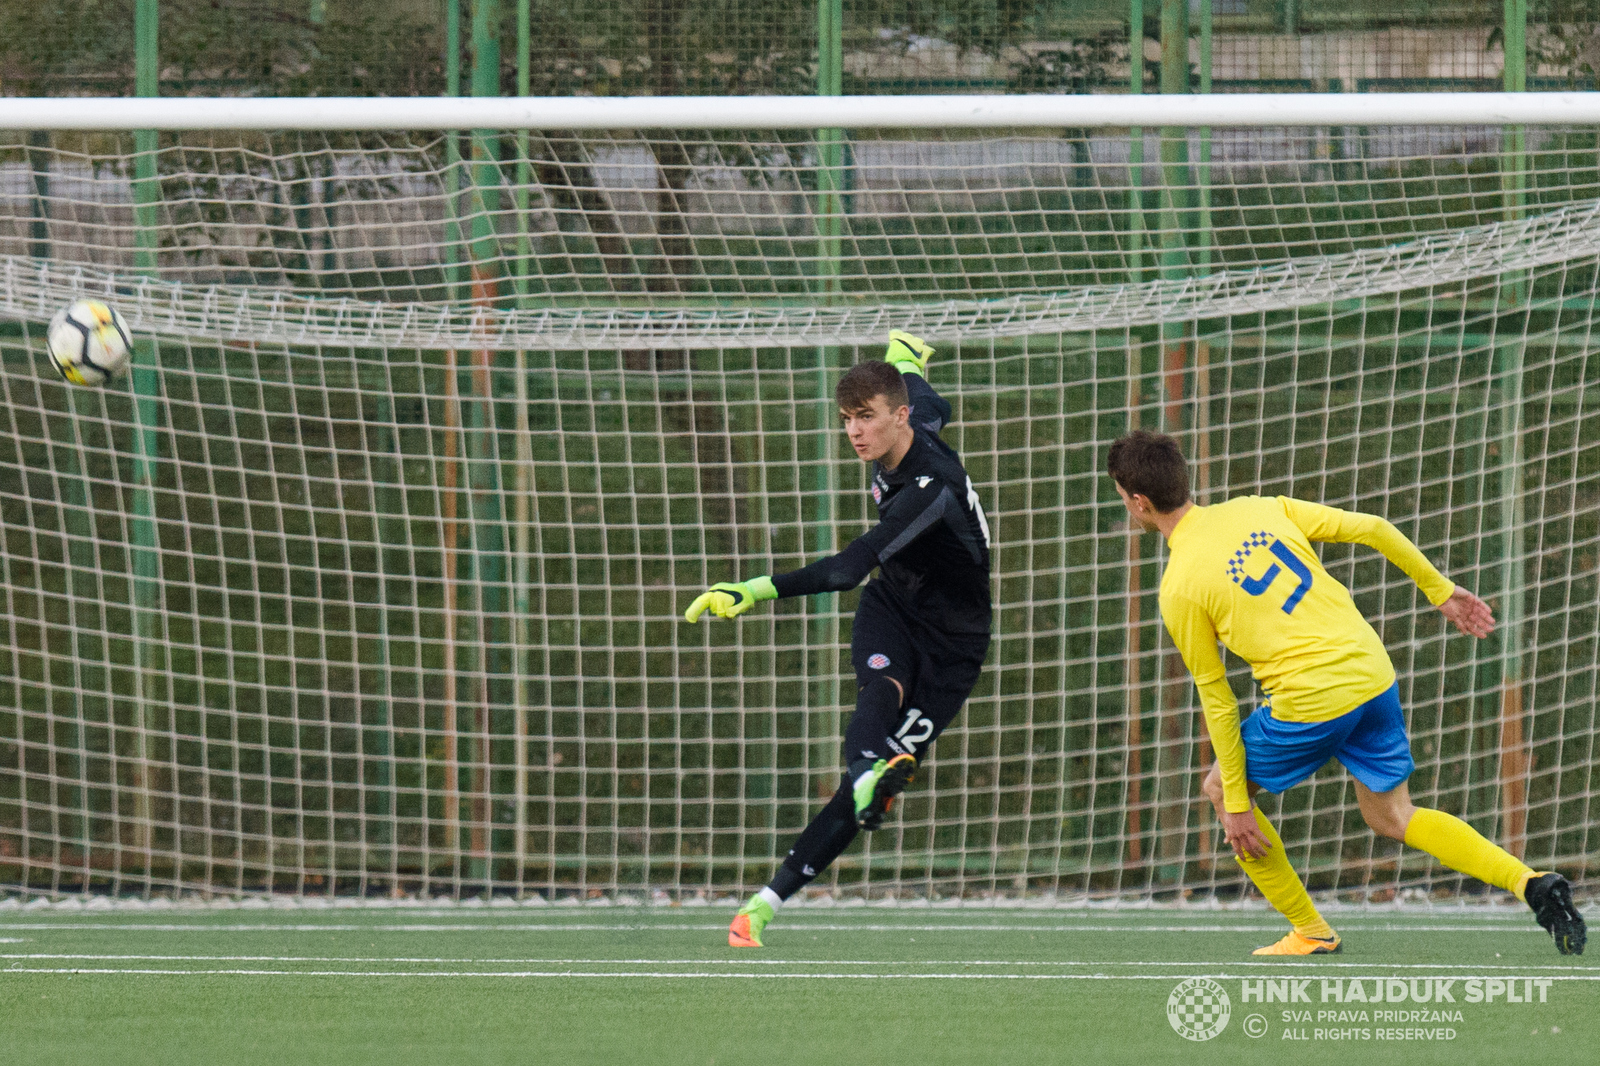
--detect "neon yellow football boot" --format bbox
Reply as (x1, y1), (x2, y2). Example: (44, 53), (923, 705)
(853, 753), (917, 831)
(729, 894), (774, 948)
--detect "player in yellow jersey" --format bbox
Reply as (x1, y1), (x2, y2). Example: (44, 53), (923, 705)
(1107, 430), (1586, 957)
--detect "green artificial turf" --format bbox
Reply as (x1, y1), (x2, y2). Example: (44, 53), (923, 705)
(0, 905), (1595, 1065)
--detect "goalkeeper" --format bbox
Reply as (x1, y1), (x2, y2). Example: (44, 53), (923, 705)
(1107, 430), (1585, 956)
(685, 331), (992, 948)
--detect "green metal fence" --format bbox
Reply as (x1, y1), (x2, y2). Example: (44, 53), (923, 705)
(4, 2), (1600, 899)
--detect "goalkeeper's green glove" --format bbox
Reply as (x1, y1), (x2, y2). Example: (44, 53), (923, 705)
(684, 575), (778, 623)
(886, 329), (934, 378)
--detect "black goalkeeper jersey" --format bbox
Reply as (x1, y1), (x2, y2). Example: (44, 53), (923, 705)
(770, 375), (992, 637)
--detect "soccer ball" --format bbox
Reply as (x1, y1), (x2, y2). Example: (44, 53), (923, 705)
(46, 299), (133, 386)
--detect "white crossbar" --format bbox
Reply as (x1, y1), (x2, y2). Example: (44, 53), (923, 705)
(3, 92), (1600, 131)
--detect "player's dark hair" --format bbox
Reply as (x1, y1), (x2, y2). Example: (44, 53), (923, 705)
(1107, 430), (1191, 512)
(836, 360), (909, 414)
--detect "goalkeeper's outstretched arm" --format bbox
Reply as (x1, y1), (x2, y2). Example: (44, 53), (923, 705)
(683, 541), (876, 623)
(684, 452), (955, 623)
(685, 328), (955, 625)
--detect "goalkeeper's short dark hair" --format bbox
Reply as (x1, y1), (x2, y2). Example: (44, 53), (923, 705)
(1107, 430), (1191, 512)
(836, 360), (909, 415)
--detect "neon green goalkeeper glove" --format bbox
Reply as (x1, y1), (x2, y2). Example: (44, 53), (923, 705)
(684, 576), (778, 623)
(886, 329), (934, 378)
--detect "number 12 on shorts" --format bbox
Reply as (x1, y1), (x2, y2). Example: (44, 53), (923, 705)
(895, 708), (934, 753)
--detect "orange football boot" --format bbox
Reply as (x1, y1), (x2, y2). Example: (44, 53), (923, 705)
(1252, 930), (1342, 956)
(728, 896), (773, 947)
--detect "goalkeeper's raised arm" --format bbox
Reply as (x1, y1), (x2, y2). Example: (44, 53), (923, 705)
(682, 331), (993, 950)
(684, 330), (989, 634)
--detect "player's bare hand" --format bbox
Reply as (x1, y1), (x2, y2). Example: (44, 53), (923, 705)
(1438, 586), (1495, 639)
(1221, 809), (1270, 861)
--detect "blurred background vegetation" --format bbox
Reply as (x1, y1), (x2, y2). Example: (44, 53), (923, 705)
(2, 1), (1597, 99)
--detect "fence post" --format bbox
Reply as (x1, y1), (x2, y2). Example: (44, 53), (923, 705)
(1153, 0), (1199, 889)
(437, 0), (465, 887)
(510, 0), (534, 895)
(466, 0), (514, 889)
(809, 0), (844, 817)
(1496, 0), (1529, 859)
(1128, 0), (1146, 285)
(1197, 0), (1213, 278)
(128, 0), (165, 882)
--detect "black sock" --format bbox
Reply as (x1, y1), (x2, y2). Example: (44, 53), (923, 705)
(765, 677), (908, 903)
(847, 756), (879, 780)
(769, 779), (859, 900)
(767, 863), (810, 901)
(843, 675), (904, 765)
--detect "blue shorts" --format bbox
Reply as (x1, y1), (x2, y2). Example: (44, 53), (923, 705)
(1240, 683), (1415, 795)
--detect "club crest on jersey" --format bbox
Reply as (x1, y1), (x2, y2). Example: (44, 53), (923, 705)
(868, 653), (891, 670)
(871, 472), (890, 504)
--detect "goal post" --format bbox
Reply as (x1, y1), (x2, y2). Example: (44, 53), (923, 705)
(1, 94), (1596, 902)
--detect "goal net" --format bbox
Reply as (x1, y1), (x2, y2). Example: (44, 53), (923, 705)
(2, 101), (1597, 903)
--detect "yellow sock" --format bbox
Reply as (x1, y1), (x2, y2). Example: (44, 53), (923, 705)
(1235, 808), (1335, 939)
(1403, 807), (1533, 900)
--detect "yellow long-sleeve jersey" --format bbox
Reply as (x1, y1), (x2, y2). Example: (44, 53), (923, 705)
(1158, 496), (1457, 813)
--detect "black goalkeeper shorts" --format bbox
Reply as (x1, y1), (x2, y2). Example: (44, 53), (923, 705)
(849, 582), (989, 757)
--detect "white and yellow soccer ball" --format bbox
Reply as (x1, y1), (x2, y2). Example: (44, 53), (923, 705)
(46, 298), (133, 386)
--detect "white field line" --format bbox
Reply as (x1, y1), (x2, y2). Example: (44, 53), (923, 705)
(0, 922), (1564, 934)
(3, 953), (1598, 973)
(2, 903), (1573, 918)
(6, 965), (1600, 982)
(470, 904), (1560, 916)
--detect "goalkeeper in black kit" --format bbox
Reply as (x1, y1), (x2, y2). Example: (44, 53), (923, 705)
(684, 331), (993, 947)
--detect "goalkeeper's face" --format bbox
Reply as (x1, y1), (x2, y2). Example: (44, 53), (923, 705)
(840, 395), (912, 465)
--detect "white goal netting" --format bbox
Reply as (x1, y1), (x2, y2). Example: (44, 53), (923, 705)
(1, 119), (1596, 901)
